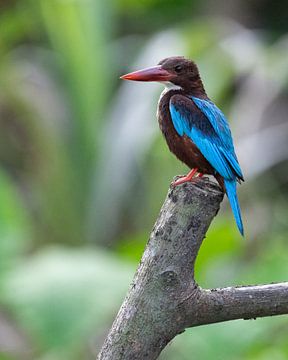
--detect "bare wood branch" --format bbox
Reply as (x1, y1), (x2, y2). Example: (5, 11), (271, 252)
(97, 178), (288, 360)
(185, 283), (288, 327)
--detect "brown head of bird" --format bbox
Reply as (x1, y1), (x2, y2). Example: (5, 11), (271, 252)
(121, 56), (206, 96)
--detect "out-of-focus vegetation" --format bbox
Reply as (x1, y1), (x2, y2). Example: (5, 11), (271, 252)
(0, 0), (287, 359)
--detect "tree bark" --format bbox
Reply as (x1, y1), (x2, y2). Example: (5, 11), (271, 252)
(97, 178), (288, 360)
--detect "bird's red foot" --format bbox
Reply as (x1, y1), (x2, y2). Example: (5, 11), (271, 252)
(173, 168), (199, 186)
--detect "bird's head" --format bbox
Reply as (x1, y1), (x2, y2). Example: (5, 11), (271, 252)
(121, 56), (203, 93)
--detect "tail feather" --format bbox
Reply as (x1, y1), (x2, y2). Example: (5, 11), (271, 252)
(224, 179), (244, 236)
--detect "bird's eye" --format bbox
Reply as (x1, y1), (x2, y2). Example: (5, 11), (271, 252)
(174, 65), (182, 73)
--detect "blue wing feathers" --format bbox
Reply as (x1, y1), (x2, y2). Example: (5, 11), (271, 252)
(222, 150), (243, 179)
(169, 96), (243, 181)
(169, 104), (184, 136)
(169, 95), (244, 235)
(189, 128), (234, 178)
(192, 97), (234, 149)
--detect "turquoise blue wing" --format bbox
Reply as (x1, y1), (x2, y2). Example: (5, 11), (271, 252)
(169, 95), (243, 181)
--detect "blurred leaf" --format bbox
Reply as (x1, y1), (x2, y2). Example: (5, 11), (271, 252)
(116, 232), (147, 262)
(0, 3), (39, 56)
(40, 0), (112, 167)
(239, 235), (288, 284)
(195, 217), (242, 282)
(2, 246), (134, 358)
(160, 317), (288, 360)
(0, 169), (31, 280)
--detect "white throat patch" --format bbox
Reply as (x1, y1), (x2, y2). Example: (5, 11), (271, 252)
(159, 82), (182, 102)
(160, 81), (182, 91)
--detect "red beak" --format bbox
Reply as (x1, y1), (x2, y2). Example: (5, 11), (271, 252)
(120, 65), (174, 82)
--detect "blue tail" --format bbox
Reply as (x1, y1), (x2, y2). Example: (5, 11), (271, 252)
(224, 179), (244, 236)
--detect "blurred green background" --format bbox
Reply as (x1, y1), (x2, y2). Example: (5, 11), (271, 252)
(0, 0), (288, 359)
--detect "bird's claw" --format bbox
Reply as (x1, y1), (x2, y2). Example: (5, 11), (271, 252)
(172, 176), (191, 187)
(172, 168), (203, 187)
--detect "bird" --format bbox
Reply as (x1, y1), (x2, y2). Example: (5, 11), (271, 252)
(120, 56), (244, 236)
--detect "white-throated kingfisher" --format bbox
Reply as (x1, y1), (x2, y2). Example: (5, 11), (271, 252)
(121, 56), (244, 236)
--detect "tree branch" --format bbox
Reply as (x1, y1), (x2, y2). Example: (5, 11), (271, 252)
(185, 283), (288, 328)
(97, 178), (288, 360)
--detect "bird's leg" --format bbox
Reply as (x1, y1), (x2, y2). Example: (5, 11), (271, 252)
(173, 168), (198, 186)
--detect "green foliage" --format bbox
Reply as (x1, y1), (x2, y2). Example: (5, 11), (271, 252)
(0, 169), (31, 281)
(2, 247), (133, 358)
(161, 317), (288, 360)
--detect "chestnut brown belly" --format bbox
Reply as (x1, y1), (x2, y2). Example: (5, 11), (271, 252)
(165, 130), (215, 175)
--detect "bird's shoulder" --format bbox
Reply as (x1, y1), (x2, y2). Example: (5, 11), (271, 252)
(170, 93), (216, 119)
(170, 94), (234, 144)
(169, 93), (215, 135)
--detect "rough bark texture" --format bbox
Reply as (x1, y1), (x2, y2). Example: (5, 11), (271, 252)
(97, 178), (288, 360)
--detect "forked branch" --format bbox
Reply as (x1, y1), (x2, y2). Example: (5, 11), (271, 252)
(98, 178), (288, 360)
